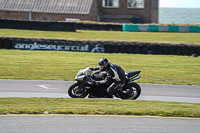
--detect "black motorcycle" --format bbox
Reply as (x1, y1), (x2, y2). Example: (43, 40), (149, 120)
(68, 67), (141, 100)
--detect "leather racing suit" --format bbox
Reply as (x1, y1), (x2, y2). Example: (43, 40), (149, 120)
(91, 62), (126, 95)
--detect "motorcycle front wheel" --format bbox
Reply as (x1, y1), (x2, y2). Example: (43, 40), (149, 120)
(68, 83), (88, 98)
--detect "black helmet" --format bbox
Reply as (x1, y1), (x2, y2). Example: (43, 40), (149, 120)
(98, 58), (109, 70)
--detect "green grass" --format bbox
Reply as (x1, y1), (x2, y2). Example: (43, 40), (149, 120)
(0, 98), (200, 118)
(0, 28), (200, 44)
(0, 50), (200, 85)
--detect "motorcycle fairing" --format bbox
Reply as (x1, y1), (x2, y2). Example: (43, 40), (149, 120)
(125, 70), (141, 80)
(75, 67), (92, 81)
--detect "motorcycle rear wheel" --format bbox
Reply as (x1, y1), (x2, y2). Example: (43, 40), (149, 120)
(120, 82), (141, 100)
(68, 83), (88, 98)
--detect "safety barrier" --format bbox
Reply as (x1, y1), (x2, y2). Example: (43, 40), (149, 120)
(0, 37), (199, 56)
(0, 19), (76, 32)
(123, 24), (200, 33)
(1, 19), (200, 33)
(76, 23), (122, 31)
(0, 19), (121, 31)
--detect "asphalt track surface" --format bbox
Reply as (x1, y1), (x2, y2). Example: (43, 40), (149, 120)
(0, 115), (200, 133)
(1, 79), (200, 133)
(0, 79), (200, 103)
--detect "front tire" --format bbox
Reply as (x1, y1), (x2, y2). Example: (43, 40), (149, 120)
(120, 82), (141, 100)
(68, 83), (88, 98)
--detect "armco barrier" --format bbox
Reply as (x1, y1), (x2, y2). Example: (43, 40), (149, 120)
(122, 25), (138, 32)
(0, 19), (76, 32)
(0, 37), (199, 56)
(149, 25), (158, 32)
(123, 24), (200, 33)
(169, 25), (179, 32)
(189, 26), (200, 32)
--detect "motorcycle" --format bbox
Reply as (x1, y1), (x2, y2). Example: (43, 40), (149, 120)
(68, 67), (141, 100)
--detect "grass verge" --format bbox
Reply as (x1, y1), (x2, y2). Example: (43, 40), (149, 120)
(0, 28), (200, 44)
(0, 98), (200, 118)
(0, 50), (200, 85)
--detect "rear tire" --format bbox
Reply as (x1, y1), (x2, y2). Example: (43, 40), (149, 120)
(120, 82), (141, 100)
(68, 83), (88, 98)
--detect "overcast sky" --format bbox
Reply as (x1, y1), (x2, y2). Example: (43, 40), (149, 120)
(159, 0), (200, 8)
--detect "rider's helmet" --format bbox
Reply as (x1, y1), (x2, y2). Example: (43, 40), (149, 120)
(98, 57), (109, 70)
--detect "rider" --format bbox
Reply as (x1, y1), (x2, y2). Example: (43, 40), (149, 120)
(90, 58), (126, 96)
